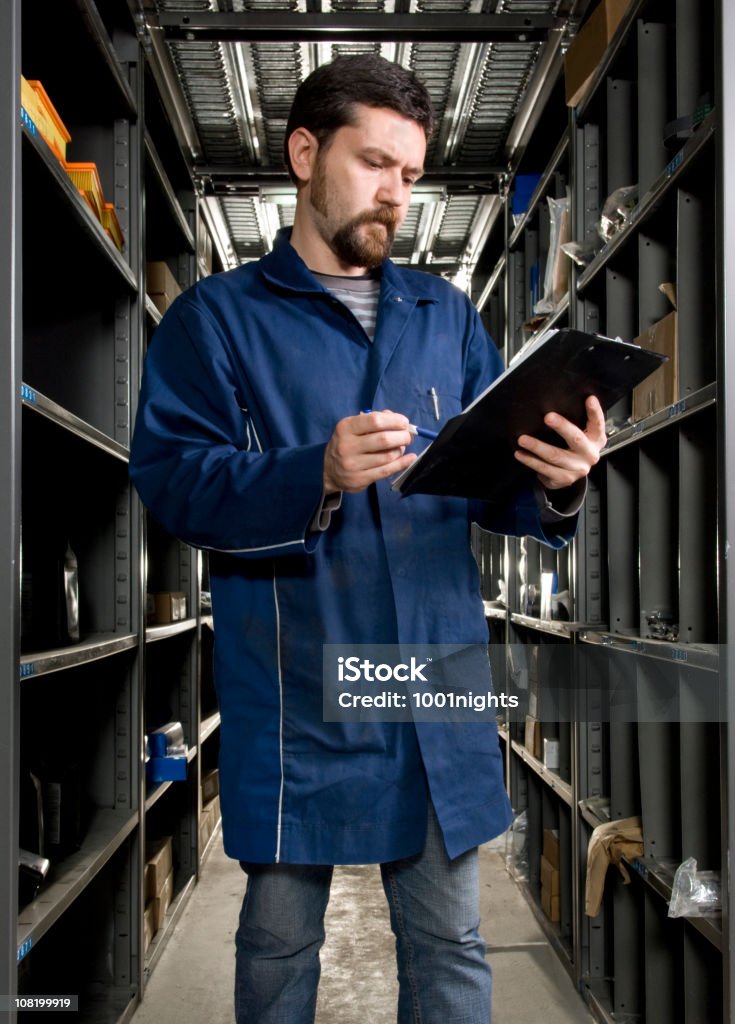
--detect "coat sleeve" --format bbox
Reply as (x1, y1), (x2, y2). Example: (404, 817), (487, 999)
(130, 297), (327, 557)
(459, 307), (579, 549)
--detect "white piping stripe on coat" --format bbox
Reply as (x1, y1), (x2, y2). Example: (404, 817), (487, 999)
(200, 538), (306, 555)
(272, 566), (285, 862)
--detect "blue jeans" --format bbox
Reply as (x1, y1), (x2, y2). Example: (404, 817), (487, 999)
(235, 805), (491, 1023)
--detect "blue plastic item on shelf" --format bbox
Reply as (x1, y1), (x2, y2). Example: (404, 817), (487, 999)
(511, 173), (542, 215)
(146, 755), (188, 782)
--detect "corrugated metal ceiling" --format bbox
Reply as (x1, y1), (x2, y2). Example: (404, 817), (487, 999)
(149, 0), (566, 281)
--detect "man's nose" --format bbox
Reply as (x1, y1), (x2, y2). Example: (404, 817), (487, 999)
(376, 168), (404, 207)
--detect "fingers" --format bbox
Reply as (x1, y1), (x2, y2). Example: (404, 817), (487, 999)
(515, 396), (607, 490)
(323, 410), (417, 493)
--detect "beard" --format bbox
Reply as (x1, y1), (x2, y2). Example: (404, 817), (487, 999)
(310, 159), (398, 269)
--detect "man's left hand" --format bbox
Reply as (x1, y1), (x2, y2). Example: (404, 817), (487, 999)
(514, 395), (607, 491)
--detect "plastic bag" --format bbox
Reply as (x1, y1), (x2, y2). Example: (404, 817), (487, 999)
(668, 857), (721, 917)
(599, 185), (638, 243)
(560, 240), (598, 268)
(533, 194), (570, 315)
(505, 810), (529, 881)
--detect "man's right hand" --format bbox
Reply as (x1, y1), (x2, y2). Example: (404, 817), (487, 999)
(323, 410), (417, 494)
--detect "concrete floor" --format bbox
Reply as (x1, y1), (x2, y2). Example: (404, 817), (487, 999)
(130, 829), (593, 1024)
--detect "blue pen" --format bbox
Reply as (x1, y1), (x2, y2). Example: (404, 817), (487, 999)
(361, 409), (439, 441)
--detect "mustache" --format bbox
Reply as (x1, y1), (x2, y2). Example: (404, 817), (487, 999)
(352, 206), (399, 229)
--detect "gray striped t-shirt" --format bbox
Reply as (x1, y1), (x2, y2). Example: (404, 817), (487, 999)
(315, 271), (381, 342)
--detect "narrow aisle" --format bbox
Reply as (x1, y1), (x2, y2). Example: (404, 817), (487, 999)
(130, 831), (592, 1024)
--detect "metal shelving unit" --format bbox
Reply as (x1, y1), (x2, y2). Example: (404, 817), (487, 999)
(473, 1), (730, 1020)
(0, 2), (223, 1020)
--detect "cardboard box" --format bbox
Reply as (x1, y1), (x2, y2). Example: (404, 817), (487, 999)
(564, 0), (634, 107)
(632, 283), (678, 422)
(199, 802), (215, 851)
(524, 716), (542, 759)
(541, 884), (561, 922)
(204, 793), (221, 826)
(143, 900), (155, 951)
(540, 853), (561, 896)
(150, 867), (174, 931)
(201, 768), (220, 803)
(148, 591), (187, 625)
(145, 836), (173, 900)
(146, 261), (182, 314)
(543, 828), (561, 870)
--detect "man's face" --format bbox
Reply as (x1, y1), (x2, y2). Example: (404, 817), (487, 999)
(306, 105), (426, 270)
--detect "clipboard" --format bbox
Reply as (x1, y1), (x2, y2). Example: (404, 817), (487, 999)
(391, 328), (667, 503)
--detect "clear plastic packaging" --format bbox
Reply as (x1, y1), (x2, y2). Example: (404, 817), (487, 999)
(533, 194), (570, 315)
(668, 857), (721, 918)
(599, 185), (638, 243)
(505, 810), (529, 881)
(560, 239), (598, 268)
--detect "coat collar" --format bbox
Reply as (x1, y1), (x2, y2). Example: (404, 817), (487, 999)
(259, 228), (439, 304)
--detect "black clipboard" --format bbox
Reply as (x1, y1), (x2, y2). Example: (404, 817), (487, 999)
(391, 329), (667, 503)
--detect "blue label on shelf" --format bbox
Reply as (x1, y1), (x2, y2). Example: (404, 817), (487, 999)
(665, 150), (684, 178)
(19, 662), (35, 678)
(17, 938), (32, 962)
(21, 383), (36, 403)
(20, 106), (37, 136)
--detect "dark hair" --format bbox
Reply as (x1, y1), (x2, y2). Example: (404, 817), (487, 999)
(283, 54), (435, 183)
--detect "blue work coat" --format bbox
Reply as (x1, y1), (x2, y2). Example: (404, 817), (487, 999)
(130, 230), (573, 864)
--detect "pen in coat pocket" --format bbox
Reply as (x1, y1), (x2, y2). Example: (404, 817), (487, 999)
(361, 410), (439, 441)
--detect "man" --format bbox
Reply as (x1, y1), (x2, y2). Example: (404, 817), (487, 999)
(130, 54), (605, 1024)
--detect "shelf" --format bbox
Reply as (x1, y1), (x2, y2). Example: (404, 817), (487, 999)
(200, 710), (221, 744)
(476, 254), (505, 314)
(508, 132), (569, 251)
(17, 807), (138, 962)
(483, 601), (507, 622)
(21, 124), (137, 293)
(200, 816), (223, 866)
(603, 382), (717, 453)
(145, 618), (198, 643)
(143, 874), (197, 981)
(625, 856), (723, 952)
(578, 630), (719, 672)
(510, 613), (595, 637)
(145, 131), (196, 253)
(21, 383), (129, 463)
(576, 112), (716, 294)
(201, 614), (214, 632)
(514, 294), (569, 350)
(510, 739), (573, 806)
(497, 723), (510, 744)
(75, 0), (138, 119)
(578, 797), (723, 951)
(145, 295), (163, 326)
(578, 796), (611, 830)
(19, 632), (138, 680)
(580, 981), (616, 1024)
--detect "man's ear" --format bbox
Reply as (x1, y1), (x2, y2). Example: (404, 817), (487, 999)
(288, 128), (318, 185)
